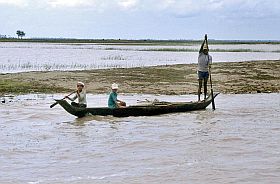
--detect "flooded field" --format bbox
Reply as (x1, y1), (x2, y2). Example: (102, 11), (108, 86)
(0, 42), (280, 73)
(0, 93), (279, 183)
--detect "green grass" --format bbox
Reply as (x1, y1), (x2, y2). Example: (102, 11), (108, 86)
(0, 79), (67, 94)
(1, 38), (280, 45)
(139, 48), (263, 52)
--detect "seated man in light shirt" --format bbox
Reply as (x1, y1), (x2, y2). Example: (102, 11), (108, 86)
(65, 82), (87, 108)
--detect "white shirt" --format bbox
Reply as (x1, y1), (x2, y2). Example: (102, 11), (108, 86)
(198, 52), (212, 72)
(69, 90), (87, 105)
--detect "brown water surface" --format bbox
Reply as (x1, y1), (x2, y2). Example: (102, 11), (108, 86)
(0, 93), (279, 183)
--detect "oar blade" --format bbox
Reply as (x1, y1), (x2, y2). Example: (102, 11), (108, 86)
(50, 91), (75, 108)
(50, 101), (58, 108)
(211, 90), (216, 110)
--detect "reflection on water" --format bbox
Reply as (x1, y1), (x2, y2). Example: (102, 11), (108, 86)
(0, 93), (279, 183)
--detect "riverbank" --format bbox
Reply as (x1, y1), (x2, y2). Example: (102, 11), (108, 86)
(1, 38), (280, 45)
(0, 60), (279, 95)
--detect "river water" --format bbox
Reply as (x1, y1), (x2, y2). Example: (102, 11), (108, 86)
(1, 42), (280, 73)
(0, 93), (279, 183)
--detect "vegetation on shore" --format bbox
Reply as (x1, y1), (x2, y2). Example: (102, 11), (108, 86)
(1, 60), (279, 96)
(1, 38), (280, 45)
(137, 48), (269, 52)
(0, 78), (67, 95)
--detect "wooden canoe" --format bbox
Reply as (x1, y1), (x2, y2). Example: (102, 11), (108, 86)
(55, 93), (219, 118)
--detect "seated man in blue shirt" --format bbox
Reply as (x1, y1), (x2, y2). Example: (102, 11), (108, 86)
(108, 83), (126, 109)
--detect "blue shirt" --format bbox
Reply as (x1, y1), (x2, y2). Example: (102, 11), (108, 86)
(108, 92), (117, 108)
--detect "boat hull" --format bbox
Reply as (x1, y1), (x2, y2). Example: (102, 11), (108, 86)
(55, 93), (219, 118)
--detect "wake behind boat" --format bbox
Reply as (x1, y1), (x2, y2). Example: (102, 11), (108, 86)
(55, 93), (219, 118)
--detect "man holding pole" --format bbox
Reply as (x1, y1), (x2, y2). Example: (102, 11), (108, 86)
(197, 34), (212, 101)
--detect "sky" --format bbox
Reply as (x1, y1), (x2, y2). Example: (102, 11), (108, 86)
(0, 0), (280, 40)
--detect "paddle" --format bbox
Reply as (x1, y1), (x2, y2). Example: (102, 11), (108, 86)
(50, 91), (76, 108)
(205, 34), (216, 110)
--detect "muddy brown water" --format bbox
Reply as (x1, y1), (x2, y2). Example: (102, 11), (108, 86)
(0, 93), (279, 183)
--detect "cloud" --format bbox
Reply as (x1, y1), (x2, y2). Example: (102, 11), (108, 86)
(0, 0), (28, 7)
(149, 0), (280, 18)
(222, 0), (280, 19)
(47, 0), (92, 7)
(1, 0), (279, 39)
(117, 0), (138, 9)
(0, 0), (279, 18)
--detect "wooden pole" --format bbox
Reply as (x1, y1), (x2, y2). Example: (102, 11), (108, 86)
(205, 34), (216, 110)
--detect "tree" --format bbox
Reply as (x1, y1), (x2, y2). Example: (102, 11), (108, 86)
(21, 31), (25, 39)
(16, 30), (25, 39)
(16, 30), (21, 38)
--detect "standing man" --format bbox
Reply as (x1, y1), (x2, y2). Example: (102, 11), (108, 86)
(197, 34), (212, 101)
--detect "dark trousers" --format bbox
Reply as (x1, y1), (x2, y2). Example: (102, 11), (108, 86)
(71, 102), (87, 108)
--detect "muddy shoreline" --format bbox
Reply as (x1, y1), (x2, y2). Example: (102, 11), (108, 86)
(1, 60), (279, 95)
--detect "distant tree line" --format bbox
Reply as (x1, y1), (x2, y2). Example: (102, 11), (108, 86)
(0, 34), (7, 38)
(16, 30), (25, 39)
